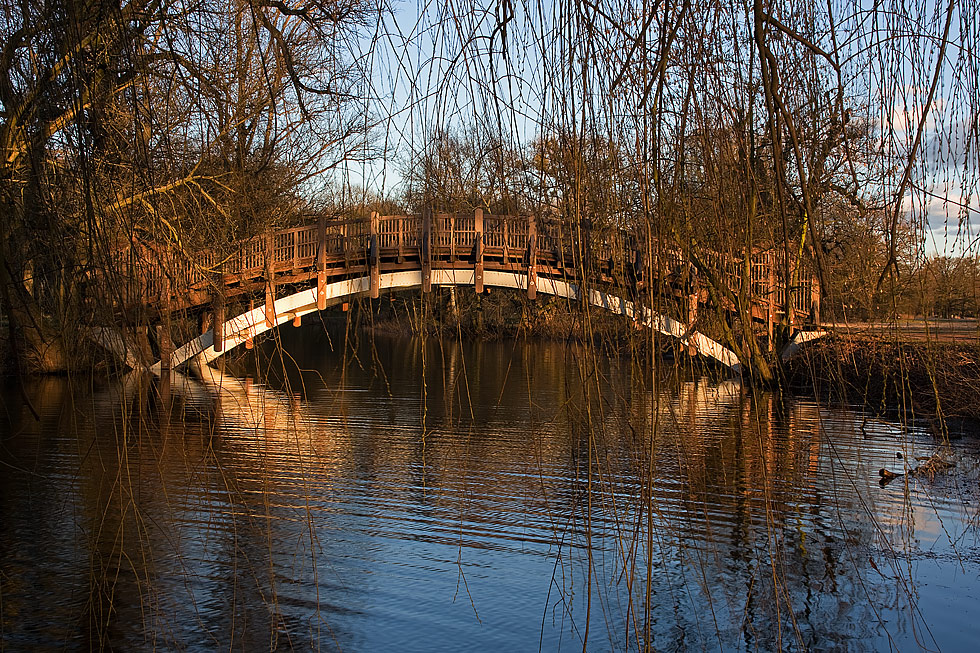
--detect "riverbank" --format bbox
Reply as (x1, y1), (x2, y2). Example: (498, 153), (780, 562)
(786, 332), (980, 434)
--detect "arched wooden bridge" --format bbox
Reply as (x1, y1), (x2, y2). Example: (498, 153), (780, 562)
(91, 210), (820, 375)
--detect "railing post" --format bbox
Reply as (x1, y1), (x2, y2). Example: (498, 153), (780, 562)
(450, 212), (456, 261)
(421, 208), (432, 293)
(369, 211), (380, 299)
(265, 233), (275, 327)
(789, 255), (799, 332)
(317, 217), (327, 310)
(810, 273), (821, 325)
(630, 245), (643, 296)
(767, 252), (776, 351)
(581, 217), (592, 277)
(474, 208), (484, 294)
(527, 213), (537, 300)
(292, 229), (299, 274)
(397, 216), (405, 262)
(503, 217), (509, 264)
(341, 219), (349, 267)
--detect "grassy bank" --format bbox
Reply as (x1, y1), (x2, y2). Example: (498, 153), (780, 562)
(786, 333), (980, 434)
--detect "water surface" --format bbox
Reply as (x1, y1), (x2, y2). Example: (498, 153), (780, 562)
(2, 328), (979, 650)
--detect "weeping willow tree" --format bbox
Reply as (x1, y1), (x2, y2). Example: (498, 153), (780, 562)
(384, 0), (978, 384)
(4, 0), (974, 382)
(1, 2), (977, 651)
(371, 3), (979, 647)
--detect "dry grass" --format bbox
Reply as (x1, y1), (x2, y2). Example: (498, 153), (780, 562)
(787, 333), (980, 430)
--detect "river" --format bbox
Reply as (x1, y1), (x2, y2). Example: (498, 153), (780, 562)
(2, 325), (979, 651)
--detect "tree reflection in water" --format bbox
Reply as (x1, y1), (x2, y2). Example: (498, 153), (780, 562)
(1, 333), (978, 650)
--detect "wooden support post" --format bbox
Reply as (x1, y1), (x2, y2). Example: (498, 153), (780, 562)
(265, 233), (275, 327)
(265, 280), (275, 327)
(157, 322), (172, 403)
(527, 214), (537, 300)
(369, 211), (380, 299)
(157, 270), (174, 401)
(158, 324), (172, 372)
(687, 291), (698, 357)
(421, 208), (432, 293)
(293, 314), (302, 327)
(211, 265), (225, 352)
(214, 296), (225, 353)
(245, 299), (255, 349)
(317, 217), (327, 310)
(135, 325), (153, 367)
(474, 208), (484, 294)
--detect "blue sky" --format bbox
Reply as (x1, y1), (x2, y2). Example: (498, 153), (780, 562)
(331, 1), (978, 260)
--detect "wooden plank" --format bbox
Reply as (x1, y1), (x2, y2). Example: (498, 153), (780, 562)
(474, 208), (484, 293)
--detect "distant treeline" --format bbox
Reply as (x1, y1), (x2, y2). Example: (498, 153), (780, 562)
(823, 254), (980, 321)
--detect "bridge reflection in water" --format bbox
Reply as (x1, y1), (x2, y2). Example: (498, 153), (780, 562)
(93, 211), (821, 373)
(3, 334), (974, 650)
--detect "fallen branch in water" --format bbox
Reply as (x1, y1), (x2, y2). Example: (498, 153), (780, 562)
(878, 452), (956, 486)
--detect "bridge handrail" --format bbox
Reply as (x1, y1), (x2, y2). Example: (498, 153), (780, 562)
(95, 211), (818, 324)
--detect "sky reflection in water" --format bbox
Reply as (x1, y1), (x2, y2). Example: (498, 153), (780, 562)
(2, 328), (979, 651)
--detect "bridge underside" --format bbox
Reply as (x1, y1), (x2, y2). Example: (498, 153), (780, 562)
(144, 269), (742, 375)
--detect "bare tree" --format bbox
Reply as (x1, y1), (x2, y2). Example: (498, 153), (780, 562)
(0, 0), (376, 372)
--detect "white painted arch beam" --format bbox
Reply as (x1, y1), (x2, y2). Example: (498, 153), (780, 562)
(150, 269), (742, 374)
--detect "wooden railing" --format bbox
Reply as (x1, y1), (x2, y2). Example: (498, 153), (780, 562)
(96, 211), (819, 328)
